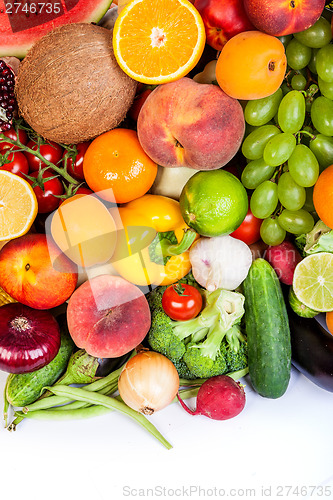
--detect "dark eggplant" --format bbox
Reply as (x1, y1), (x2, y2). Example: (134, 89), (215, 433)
(287, 303), (333, 392)
(95, 352), (132, 377)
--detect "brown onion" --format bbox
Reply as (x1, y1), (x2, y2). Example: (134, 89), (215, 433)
(118, 351), (179, 415)
(0, 303), (60, 374)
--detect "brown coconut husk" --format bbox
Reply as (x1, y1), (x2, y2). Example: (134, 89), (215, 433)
(15, 23), (137, 144)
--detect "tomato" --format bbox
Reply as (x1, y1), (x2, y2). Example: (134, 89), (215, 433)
(27, 169), (64, 213)
(0, 151), (29, 179)
(0, 127), (28, 152)
(24, 140), (63, 172)
(73, 186), (94, 196)
(162, 283), (203, 321)
(231, 206), (262, 245)
(62, 142), (91, 181)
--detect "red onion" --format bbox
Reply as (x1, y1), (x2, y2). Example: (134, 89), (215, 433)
(0, 303), (61, 374)
(177, 375), (246, 420)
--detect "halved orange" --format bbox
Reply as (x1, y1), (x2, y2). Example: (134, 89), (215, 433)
(113, 0), (206, 84)
(0, 171), (38, 241)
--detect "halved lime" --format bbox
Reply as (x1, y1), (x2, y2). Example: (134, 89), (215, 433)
(293, 252), (333, 312)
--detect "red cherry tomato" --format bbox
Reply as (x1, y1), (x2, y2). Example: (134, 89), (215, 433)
(27, 169), (64, 213)
(74, 186), (94, 196)
(62, 142), (91, 181)
(231, 206), (262, 245)
(0, 151), (29, 179)
(162, 283), (203, 321)
(24, 140), (63, 171)
(0, 127), (28, 152)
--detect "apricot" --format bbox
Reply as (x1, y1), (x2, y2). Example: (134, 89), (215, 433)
(216, 31), (287, 100)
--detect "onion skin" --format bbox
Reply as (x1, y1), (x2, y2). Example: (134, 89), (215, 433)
(0, 303), (61, 374)
(118, 351), (180, 415)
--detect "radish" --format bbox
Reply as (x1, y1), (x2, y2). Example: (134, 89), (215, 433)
(177, 375), (246, 420)
(265, 241), (302, 285)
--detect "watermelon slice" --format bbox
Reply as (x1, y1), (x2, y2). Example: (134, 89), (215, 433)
(0, 0), (114, 58)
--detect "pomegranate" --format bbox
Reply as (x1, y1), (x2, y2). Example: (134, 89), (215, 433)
(0, 57), (20, 132)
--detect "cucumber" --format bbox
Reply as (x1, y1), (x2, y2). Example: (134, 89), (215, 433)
(242, 258), (291, 399)
(6, 315), (75, 407)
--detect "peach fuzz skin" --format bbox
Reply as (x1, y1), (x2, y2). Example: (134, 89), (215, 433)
(137, 77), (245, 170)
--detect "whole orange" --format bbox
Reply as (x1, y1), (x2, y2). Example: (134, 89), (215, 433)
(83, 128), (157, 203)
(215, 31), (287, 100)
(326, 311), (333, 335)
(313, 164), (333, 229)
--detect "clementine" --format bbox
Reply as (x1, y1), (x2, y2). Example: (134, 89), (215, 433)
(83, 128), (158, 204)
(313, 164), (333, 229)
(326, 311), (333, 335)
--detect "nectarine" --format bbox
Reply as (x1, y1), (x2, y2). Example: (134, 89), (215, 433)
(137, 77), (245, 170)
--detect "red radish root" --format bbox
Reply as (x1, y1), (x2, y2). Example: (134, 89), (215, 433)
(177, 374), (246, 420)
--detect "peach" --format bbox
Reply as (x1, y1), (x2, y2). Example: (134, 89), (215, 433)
(243, 0), (325, 37)
(137, 77), (245, 170)
(67, 274), (151, 358)
(0, 233), (77, 309)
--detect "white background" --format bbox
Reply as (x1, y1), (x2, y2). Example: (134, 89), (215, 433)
(1, 367), (333, 500)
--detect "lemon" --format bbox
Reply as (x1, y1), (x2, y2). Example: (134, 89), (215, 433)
(179, 170), (248, 237)
(293, 252), (333, 312)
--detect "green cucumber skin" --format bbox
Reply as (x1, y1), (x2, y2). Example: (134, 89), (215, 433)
(243, 258), (291, 399)
(6, 316), (75, 407)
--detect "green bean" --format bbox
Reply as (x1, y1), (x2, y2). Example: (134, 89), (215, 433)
(8, 386), (202, 431)
(3, 377), (10, 427)
(45, 385), (172, 450)
(23, 359), (129, 413)
(178, 367), (248, 388)
(49, 382), (118, 412)
(14, 405), (112, 421)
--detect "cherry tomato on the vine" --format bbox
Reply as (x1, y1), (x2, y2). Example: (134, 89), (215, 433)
(0, 127), (28, 152)
(162, 283), (202, 321)
(25, 140), (63, 171)
(62, 142), (91, 181)
(74, 186), (94, 196)
(27, 169), (64, 213)
(231, 206), (263, 245)
(0, 151), (29, 179)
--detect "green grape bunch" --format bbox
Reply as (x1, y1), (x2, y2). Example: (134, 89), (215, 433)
(239, 12), (333, 246)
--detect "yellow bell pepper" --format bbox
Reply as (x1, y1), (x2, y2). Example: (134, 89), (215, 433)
(110, 194), (197, 287)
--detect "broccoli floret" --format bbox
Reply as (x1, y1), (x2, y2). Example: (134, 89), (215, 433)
(183, 325), (247, 378)
(146, 279), (247, 379)
(146, 273), (203, 363)
(171, 357), (198, 380)
(225, 326), (248, 372)
(183, 340), (228, 378)
(182, 290), (246, 378)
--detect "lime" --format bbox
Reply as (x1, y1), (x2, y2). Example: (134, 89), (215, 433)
(179, 170), (248, 237)
(293, 252), (333, 312)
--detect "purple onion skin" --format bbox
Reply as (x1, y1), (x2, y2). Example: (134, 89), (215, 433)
(0, 303), (61, 374)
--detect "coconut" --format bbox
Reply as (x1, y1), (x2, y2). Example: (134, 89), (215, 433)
(15, 23), (137, 144)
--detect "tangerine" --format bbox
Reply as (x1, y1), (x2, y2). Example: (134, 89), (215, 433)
(313, 164), (333, 229)
(83, 128), (158, 204)
(326, 311), (333, 335)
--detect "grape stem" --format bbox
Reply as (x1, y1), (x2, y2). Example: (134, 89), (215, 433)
(296, 130), (316, 143)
